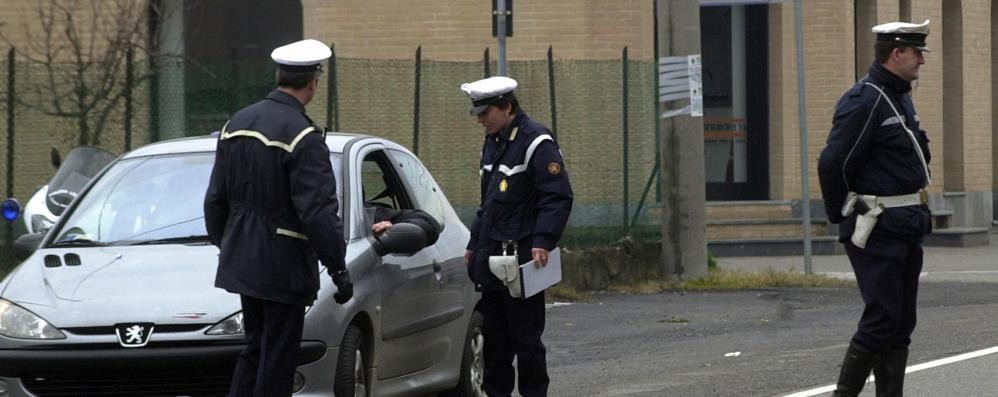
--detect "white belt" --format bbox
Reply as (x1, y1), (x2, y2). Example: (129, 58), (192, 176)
(858, 189), (928, 209)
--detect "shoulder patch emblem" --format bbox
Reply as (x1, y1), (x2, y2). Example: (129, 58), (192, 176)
(547, 162), (561, 175)
(499, 179), (508, 192)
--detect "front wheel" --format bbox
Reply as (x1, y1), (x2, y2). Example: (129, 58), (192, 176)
(334, 324), (368, 397)
(442, 310), (485, 397)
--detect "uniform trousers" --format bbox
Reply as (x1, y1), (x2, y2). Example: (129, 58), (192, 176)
(481, 290), (549, 397)
(228, 295), (305, 397)
(844, 233), (923, 353)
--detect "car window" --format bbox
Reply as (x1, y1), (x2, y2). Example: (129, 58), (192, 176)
(361, 150), (411, 211)
(387, 149), (446, 224)
(49, 151), (344, 245)
(52, 153), (214, 245)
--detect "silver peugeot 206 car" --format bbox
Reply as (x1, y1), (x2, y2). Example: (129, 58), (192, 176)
(0, 134), (484, 396)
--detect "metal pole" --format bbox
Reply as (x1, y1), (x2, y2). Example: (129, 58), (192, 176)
(794, 0), (813, 274)
(547, 46), (557, 140)
(326, 43), (335, 131)
(6, 48), (14, 200)
(413, 46), (422, 155)
(483, 48), (491, 78)
(497, 0), (508, 76)
(622, 47), (630, 234)
(124, 46), (133, 151)
(6, 48), (15, 248)
(652, 0), (661, 202)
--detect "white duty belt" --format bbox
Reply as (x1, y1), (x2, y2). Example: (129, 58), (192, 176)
(857, 190), (928, 209)
(841, 189), (928, 249)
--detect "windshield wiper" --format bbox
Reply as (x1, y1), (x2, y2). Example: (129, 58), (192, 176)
(128, 235), (212, 246)
(49, 238), (106, 247)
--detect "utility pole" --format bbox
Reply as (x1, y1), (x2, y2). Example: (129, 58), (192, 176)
(656, 0), (708, 280)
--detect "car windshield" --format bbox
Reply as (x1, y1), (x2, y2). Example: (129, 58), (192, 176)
(50, 151), (344, 246)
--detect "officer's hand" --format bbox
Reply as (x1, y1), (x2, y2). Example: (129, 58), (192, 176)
(464, 250), (474, 266)
(372, 221), (393, 237)
(531, 248), (548, 268)
(331, 269), (353, 304)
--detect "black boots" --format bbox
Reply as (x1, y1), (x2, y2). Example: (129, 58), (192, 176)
(832, 343), (909, 397)
(873, 348), (908, 397)
(832, 343), (875, 397)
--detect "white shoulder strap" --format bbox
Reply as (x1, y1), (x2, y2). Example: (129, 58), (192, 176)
(861, 82), (931, 187)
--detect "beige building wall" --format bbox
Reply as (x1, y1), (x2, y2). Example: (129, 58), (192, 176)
(768, 0), (855, 200)
(303, 0), (655, 61)
(952, 0), (992, 192)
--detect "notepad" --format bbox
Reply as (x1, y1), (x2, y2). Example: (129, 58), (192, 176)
(519, 247), (562, 298)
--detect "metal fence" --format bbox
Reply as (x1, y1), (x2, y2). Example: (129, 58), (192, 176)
(1, 45), (666, 273)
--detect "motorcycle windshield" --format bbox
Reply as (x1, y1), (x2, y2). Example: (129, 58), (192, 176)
(46, 146), (117, 216)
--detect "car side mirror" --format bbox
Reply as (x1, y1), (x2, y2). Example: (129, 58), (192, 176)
(13, 232), (45, 261)
(372, 222), (427, 256)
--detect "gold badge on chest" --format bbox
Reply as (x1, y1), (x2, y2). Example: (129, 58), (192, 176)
(499, 179), (508, 192)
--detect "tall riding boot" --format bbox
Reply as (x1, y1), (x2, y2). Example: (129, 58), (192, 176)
(873, 348), (908, 397)
(831, 342), (876, 397)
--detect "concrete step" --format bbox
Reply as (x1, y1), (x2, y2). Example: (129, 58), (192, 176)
(709, 236), (844, 257)
(707, 219), (830, 240)
(705, 200), (794, 221)
(923, 227), (990, 247)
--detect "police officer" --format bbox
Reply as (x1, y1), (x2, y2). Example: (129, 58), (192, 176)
(817, 20), (933, 397)
(460, 76), (574, 397)
(204, 39), (352, 397)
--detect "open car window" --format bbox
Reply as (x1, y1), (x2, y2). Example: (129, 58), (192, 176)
(361, 150), (412, 211)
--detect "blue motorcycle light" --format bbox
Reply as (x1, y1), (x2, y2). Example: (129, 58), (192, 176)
(1, 198), (20, 222)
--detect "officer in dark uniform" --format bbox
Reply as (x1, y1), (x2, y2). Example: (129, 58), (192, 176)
(817, 20), (933, 397)
(460, 76), (574, 397)
(204, 39), (353, 397)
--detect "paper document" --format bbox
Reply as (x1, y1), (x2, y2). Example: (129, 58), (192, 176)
(519, 247), (562, 298)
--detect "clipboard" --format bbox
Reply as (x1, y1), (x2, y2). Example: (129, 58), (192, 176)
(518, 247), (562, 298)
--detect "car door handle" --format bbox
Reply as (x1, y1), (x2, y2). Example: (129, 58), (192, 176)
(432, 260), (443, 285)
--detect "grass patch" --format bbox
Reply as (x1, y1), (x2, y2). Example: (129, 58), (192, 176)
(548, 267), (852, 302)
(680, 268), (853, 291)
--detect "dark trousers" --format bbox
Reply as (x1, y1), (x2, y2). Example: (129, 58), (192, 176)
(227, 295), (305, 397)
(481, 290), (549, 397)
(845, 233), (923, 353)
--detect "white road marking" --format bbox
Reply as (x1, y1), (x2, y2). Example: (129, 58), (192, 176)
(780, 346), (998, 397)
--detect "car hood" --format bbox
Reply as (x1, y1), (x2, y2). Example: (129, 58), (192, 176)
(0, 245), (238, 328)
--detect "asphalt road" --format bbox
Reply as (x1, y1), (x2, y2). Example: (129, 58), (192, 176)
(543, 233), (998, 397)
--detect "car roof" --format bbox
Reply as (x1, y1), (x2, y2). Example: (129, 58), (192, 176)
(121, 132), (371, 159)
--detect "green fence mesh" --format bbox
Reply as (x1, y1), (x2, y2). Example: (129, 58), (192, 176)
(0, 48), (666, 265)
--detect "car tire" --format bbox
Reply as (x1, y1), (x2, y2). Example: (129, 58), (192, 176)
(334, 324), (368, 397)
(441, 310), (485, 397)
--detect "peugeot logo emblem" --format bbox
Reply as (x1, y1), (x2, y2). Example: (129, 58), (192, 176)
(115, 323), (155, 348)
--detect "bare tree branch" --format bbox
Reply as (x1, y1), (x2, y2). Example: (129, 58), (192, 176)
(0, 0), (164, 146)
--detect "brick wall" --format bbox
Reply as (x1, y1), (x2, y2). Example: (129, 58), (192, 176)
(303, 0), (655, 61)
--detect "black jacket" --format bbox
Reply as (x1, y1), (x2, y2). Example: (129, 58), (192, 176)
(818, 63), (932, 241)
(467, 111), (574, 291)
(204, 90), (346, 306)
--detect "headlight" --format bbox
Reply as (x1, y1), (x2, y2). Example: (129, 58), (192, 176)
(31, 214), (55, 233)
(0, 298), (66, 339)
(205, 311), (243, 335)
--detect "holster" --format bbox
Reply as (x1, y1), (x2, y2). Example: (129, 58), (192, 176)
(488, 241), (522, 298)
(841, 192), (883, 249)
(851, 205), (882, 249)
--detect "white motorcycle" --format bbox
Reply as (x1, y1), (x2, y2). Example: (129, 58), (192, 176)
(3, 146), (116, 233)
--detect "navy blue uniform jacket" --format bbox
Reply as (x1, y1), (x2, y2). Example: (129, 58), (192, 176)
(204, 90), (347, 306)
(818, 63), (932, 241)
(467, 111), (574, 291)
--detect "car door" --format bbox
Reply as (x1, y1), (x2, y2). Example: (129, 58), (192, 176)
(356, 147), (459, 379)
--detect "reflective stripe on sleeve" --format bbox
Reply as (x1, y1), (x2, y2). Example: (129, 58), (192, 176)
(276, 228), (309, 240)
(478, 135), (555, 176)
(220, 127), (316, 153)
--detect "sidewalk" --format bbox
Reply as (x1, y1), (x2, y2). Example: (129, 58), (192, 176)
(715, 232), (998, 283)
